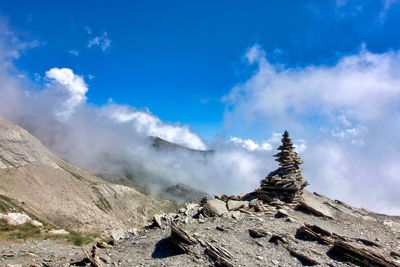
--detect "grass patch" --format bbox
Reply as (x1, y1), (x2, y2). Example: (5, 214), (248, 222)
(65, 232), (95, 246)
(0, 194), (20, 213)
(0, 218), (41, 239)
(46, 231), (104, 246)
(0, 218), (104, 246)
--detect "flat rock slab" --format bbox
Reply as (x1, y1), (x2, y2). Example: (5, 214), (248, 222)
(227, 200), (247, 211)
(299, 191), (333, 219)
(206, 199), (228, 216)
(48, 229), (69, 235)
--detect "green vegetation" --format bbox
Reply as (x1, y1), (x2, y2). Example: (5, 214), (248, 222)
(0, 194), (19, 213)
(0, 218), (106, 246)
(46, 231), (107, 246)
(0, 218), (41, 239)
(65, 232), (97, 246)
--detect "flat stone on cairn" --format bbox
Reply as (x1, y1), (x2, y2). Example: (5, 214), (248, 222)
(257, 130), (308, 204)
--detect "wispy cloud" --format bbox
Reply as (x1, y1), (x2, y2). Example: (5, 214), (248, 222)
(307, 0), (398, 23)
(88, 32), (111, 52)
(0, 16), (44, 62)
(67, 49), (79, 56)
(378, 0), (399, 22)
(84, 26), (92, 35)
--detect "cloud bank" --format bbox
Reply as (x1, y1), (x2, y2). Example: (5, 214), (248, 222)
(225, 44), (400, 215)
(0, 21), (269, 198)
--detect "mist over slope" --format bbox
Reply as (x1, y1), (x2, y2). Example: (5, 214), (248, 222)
(0, 66), (270, 197)
(0, 115), (176, 232)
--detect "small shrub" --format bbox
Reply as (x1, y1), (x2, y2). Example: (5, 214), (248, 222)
(66, 232), (94, 246)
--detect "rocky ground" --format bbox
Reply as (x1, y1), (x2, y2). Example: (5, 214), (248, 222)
(1, 190), (399, 267)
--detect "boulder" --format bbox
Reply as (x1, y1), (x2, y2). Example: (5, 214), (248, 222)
(110, 229), (127, 242)
(297, 191), (333, 219)
(0, 212), (43, 227)
(2, 213), (31, 225)
(227, 200), (247, 211)
(153, 214), (163, 228)
(205, 199), (228, 216)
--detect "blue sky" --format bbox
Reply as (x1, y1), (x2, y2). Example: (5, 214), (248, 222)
(1, 1), (400, 214)
(1, 0), (400, 140)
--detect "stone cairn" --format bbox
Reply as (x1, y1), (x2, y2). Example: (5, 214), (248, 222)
(257, 130), (308, 205)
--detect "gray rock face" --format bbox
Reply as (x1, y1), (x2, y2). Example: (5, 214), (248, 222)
(298, 191), (333, 219)
(205, 199), (228, 216)
(0, 116), (55, 169)
(227, 200), (247, 211)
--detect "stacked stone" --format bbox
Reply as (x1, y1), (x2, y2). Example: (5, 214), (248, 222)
(257, 130), (308, 204)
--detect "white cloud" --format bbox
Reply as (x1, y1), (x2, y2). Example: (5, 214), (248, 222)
(230, 137), (272, 151)
(226, 44), (400, 126)
(225, 44), (400, 214)
(0, 15), (271, 202)
(104, 104), (207, 150)
(244, 44), (265, 64)
(45, 67), (88, 120)
(88, 32), (111, 52)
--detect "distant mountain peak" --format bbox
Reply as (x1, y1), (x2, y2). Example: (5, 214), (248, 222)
(150, 136), (214, 154)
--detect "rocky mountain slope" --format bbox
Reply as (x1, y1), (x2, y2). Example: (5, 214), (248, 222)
(1, 189), (399, 266)
(0, 115), (176, 233)
(0, 129), (398, 266)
